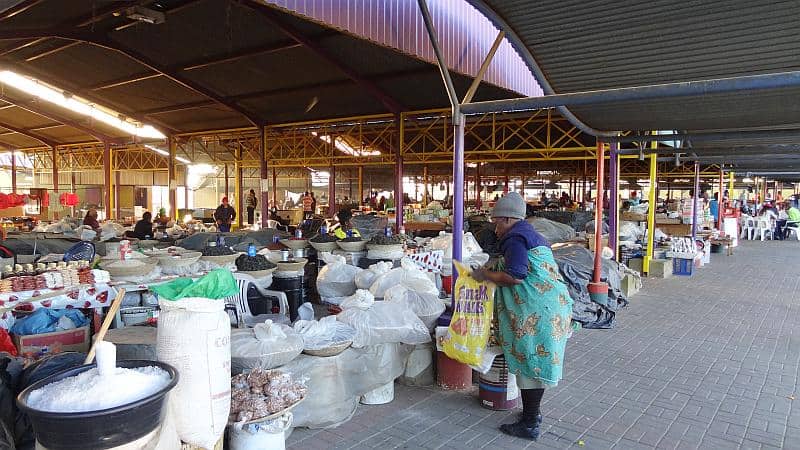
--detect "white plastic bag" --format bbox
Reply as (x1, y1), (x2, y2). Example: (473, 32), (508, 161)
(337, 300), (431, 348)
(79, 226), (97, 241)
(369, 258), (438, 299)
(293, 315), (357, 350)
(230, 321), (303, 373)
(157, 297), (230, 449)
(316, 253), (362, 298)
(354, 261), (392, 290)
(339, 289), (375, 310)
(430, 231), (483, 260)
(384, 285), (445, 331)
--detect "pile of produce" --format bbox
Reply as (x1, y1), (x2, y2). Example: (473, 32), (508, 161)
(339, 236), (363, 242)
(230, 369), (306, 423)
(368, 234), (403, 245)
(201, 246), (234, 256)
(0, 268), (95, 293)
(235, 254), (277, 272)
(310, 234), (337, 243)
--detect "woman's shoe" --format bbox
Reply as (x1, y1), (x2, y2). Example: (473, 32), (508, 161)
(499, 418), (541, 441)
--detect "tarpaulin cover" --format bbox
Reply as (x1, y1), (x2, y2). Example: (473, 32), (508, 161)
(533, 210), (594, 232)
(278, 343), (412, 428)
(471, 217), (576, 256)
(551, 244), (629, 329)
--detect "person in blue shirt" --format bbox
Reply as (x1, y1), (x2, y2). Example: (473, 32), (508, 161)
(709, 192), (720, 223)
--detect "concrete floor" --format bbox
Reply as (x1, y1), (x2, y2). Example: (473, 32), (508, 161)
(288, 240), (800, 449)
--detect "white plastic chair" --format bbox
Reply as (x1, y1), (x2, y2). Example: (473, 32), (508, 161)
(740, 216), (756, 240)
(786, 222), (800, 241)
(224, 273), (290, 327)
(756, 217), (774, 241)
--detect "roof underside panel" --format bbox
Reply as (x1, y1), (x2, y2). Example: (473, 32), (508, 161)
(476, 0), (800, 132)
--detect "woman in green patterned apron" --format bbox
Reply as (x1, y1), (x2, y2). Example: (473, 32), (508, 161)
(472, 192), (573, 441)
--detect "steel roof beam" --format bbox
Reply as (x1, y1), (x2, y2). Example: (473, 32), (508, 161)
(0, 0), (44, 21)
(0, 94), (118, 143)
(89, 35), (261, 126)
(242, 1), (405, 114)
(460, 71), (800, 115)
(86, 37), (312, 91)
(619, 144), (800, 156)
(611, 129), (800, 144)
(0, 119), (57, 147)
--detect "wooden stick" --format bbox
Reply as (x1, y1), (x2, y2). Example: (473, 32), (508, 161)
(84, 288), (126, 364)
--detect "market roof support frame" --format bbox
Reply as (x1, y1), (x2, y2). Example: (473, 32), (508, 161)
(0, 118), (58, 148)
(243, 1), (404, 114)
(608, 142), (619, 260)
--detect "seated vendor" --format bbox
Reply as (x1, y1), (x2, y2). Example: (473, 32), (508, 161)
(83, 208), (100, 230)
(333, 208), (361, 239)
(125, 212), (154, 240)
(154, 208), (170, 229)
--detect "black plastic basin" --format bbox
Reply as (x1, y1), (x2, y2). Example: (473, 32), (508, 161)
(17, 359), (179, 450)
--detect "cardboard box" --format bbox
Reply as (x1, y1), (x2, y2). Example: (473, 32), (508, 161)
(13, 326), (90, 356)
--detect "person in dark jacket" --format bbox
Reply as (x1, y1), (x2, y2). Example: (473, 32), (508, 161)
(83, 208), (100, 230)
(214, 197), (236, 232)
(126, 212), (153, 239)
(245, 189), (258, 225)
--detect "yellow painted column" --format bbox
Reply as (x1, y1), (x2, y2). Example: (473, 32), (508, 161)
(728, 172), (734, 199)
(643, 153), (657, 274)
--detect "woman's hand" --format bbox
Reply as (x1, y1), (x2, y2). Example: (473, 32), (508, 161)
(471, 268), (489, 282)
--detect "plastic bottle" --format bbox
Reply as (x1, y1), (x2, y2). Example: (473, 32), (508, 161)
(247, 244), (257, 257)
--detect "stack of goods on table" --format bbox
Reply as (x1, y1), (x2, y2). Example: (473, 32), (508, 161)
(229, 369), (307, 423)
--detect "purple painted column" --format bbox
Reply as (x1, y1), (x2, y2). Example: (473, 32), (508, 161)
(451, 114), (466, 296)
(395, 115), (404, 231)
(608, 142), (619, 259)
(691, 162), (700, 240)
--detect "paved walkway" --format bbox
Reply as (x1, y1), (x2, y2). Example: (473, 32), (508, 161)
(288, 241), (800, 449)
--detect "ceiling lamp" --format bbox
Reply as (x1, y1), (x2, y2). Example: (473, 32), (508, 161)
(0, 70), (166, 140)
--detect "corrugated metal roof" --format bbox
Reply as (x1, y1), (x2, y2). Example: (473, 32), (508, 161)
(470, 0), (800, 132)
(264, 0), (542, 97)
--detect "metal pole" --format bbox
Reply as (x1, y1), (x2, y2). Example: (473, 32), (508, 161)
(452, 113), (466, 282)
(224, 163), (229, 202)
(10, 148), (16, 192)
(608, 142), (619, 260)
(272, 167), (277, 208)
(644, 153), (657, 274)
(460, 71), (800, 115)
(260, 127), (269, 228)
(104, 142), (112, 219)
(718, 169), (724, 231)
(417, 0), (460, 114)
(167, 138), (176, 220)
(395, 114), (404, 230)
(51, 146), (58, 219)
(462, 30), (505, 104)
(692, 162), (700, 241)
(358, 166), (363, 206)
(235, 146), (242, 228)
(728, 172), (734, 201)
(115, 171), (121, 220)
(330, 163), (336, 218)
(423, 164), (429, 205)
(475, 163), (481, 208)
(592, 141), (605, 283)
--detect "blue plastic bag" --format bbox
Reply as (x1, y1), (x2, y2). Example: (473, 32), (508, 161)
(10, 309), (89, 336)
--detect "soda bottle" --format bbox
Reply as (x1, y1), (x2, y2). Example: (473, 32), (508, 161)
(247, 244), (257, 257)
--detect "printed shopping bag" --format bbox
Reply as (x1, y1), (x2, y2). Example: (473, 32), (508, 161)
(442, 261), (495, 365)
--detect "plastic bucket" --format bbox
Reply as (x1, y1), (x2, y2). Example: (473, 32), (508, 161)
(228, 413), (292, 450)
(120, 306), (155, 326)
(399, 343), (434, 386)
(478, 355), (520, 410)
(17, 360), (178, 450)
(436, 351), (472, 390)
(360, 381), (395, 405)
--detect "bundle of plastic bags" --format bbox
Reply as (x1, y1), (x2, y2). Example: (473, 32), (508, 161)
(384, 285), (445, 331)
(354, 261), (392, 290)
(230, 320), (303, 372)
(317, 253), (362, 298)
(369, 258), (438, 299)
(293, 315), (356, 351)
(336, 289), (431, 348)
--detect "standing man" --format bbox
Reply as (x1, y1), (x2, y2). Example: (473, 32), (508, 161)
(214, 196), (236, 232)
(302, 191), (313, 219)
(245, 189), (258, 225)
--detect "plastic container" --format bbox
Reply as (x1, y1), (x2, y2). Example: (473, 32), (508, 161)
(672, 258), (694, 276)
(17, 360), (179, 450)
(120, 306), (155, 326)
(479, 355), (520, 410)
(436, 351), (472, 390)
(228, 413), (293, 450)
(360, 381), (395, 405)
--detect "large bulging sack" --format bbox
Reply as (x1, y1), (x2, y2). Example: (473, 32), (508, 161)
(157, 297), (230, 449)
(317, 253), (362, 298)
(369, 259), (438, 299)
(230, 321), (303, 373)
